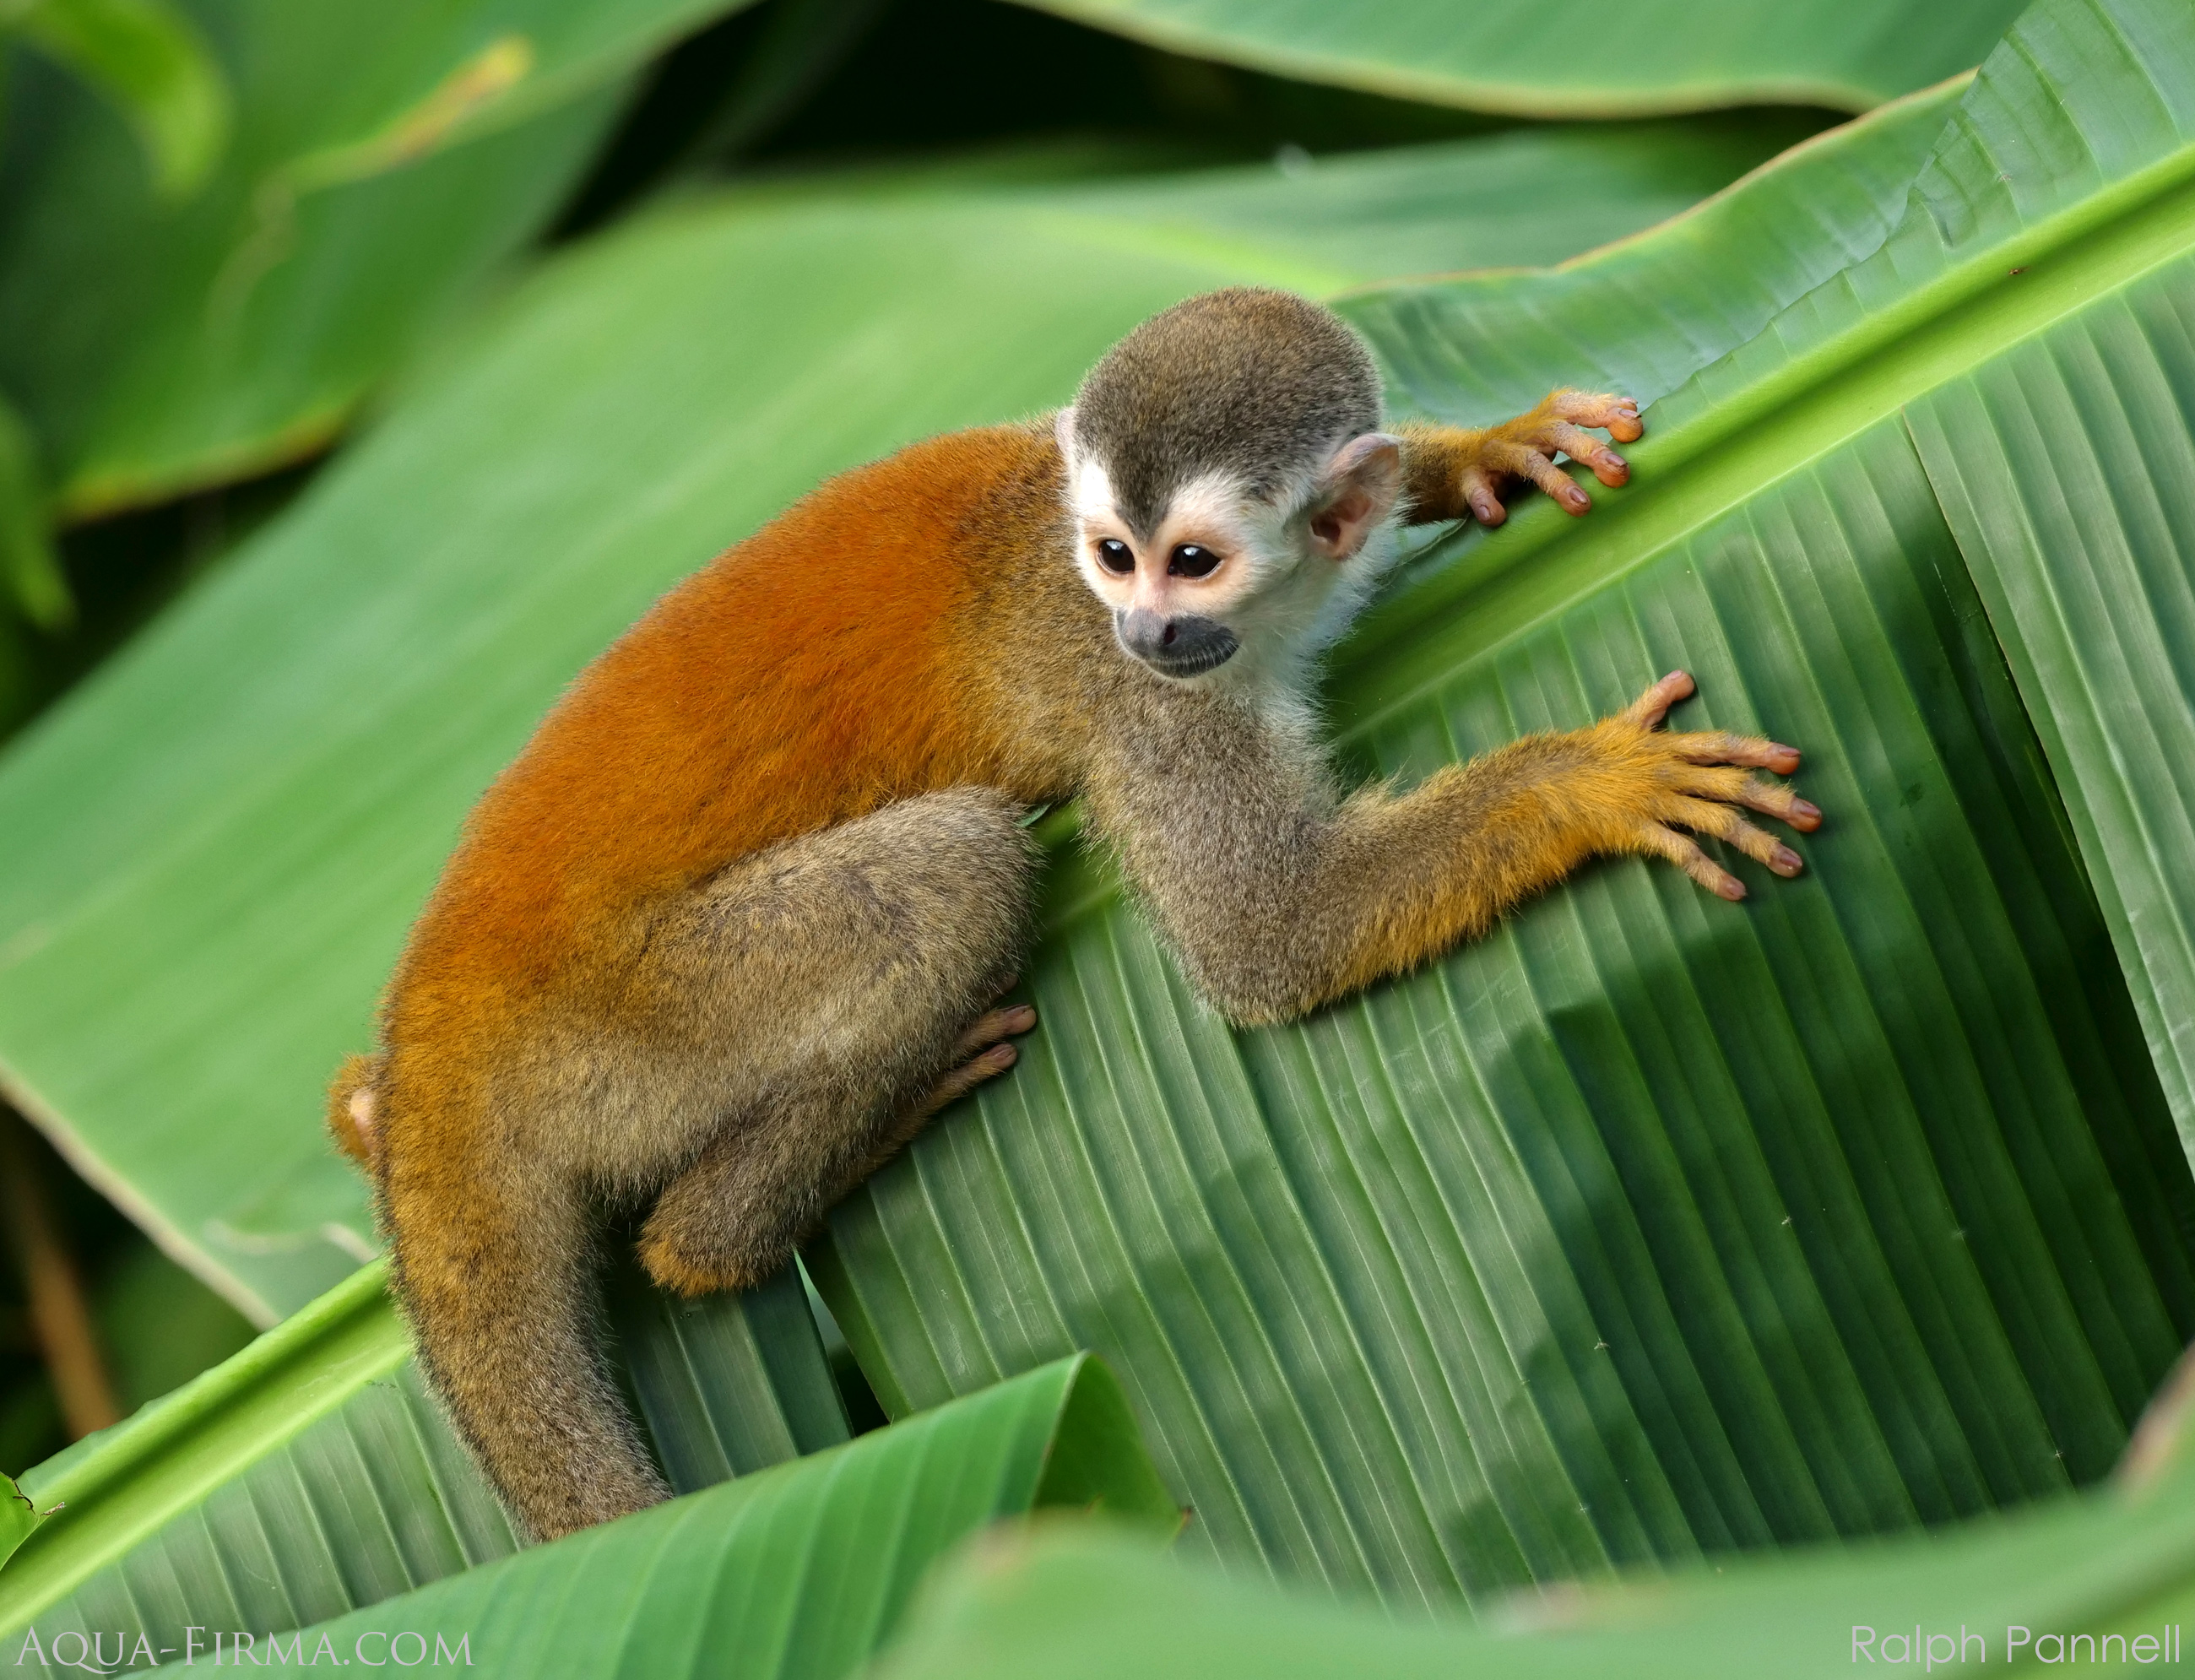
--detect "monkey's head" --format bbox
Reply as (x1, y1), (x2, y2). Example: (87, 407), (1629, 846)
(1057, 287), (1401, 686)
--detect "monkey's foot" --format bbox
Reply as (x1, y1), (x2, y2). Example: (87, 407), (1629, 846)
(1602, 670), (1823, 902)
(912, 1001), (1038, 1121)
(1463, 389), (1644, 526)
(854, 999), (1040, 1182)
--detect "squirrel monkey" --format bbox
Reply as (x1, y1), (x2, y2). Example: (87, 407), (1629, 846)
(329, 288), (1820, 1542)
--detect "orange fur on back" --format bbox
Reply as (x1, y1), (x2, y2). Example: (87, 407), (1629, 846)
(395, 425), (1069, 1012)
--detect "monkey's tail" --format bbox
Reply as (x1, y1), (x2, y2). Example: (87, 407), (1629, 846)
(384, 1124), (671, 1542)
(325, 1053), (382, 1167)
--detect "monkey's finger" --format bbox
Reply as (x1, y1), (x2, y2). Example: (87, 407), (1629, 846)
(1487, 440), (1591, 514)
(1637, 822), (1746, 901)
(953, 1003), (1038, 1059)
(1552, 388), (1645, 444)
(911, 1041), (1022, 1121)
(1618, 669), (1696, 729)
(1459, 465), (1507, 527)
(1665, 729), (1802, 777)
(1660, 797), (1805, 877)
(1670, 762), (1823, 832)
(1547, 421), (1629, 487)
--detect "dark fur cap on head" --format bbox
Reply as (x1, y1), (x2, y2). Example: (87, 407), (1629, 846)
(1070, 288), (1383, 538)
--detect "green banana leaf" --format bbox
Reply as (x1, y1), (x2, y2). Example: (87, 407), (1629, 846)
(268, 1357), (1169, 1680)
(994, 0), (2024, 118)
(3, 1352), (1167, 1680)
(878, 1404), (2195, 1680)
(0, 0), (767, 523)
(1348, 78), (1963, 425)
(0, 1256), (848, 1652)
(1906, 298), (2195, 1164)
(1000, 111), (1827, 289)
(8, 0), (230, 198)
(1, 1477), (53, 1575)
(810, 0), (2195, 1606)
(0, 122), (1792, 1323)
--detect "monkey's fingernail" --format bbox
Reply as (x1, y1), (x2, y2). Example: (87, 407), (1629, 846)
(1604, 452), (1626, 469)
(1773, 845), (1803, 875)
(1792, 798), (1821, 822)
(1006, 1005), (1038, 1030)
(1717, 877), (1748, 902)
(988, 1043), (1018, 1068)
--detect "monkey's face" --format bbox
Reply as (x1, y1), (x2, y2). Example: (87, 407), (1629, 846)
(1063, 425), (1404, 686)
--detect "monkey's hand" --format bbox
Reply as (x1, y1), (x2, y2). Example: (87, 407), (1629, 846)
(1397, 390), (1642, 528)
(1580, 669), (1822, 901)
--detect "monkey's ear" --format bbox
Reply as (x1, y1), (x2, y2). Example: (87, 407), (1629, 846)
(1054, 407), (1078, 462)
(1307, 432), (1402, 561)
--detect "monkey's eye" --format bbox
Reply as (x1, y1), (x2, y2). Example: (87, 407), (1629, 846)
(1095, 538), (1135, 576)
(1168, 544), (1221, 578)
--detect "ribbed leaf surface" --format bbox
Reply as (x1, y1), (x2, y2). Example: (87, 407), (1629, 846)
(1908, 262), (2195, 1169)
(608, 1255), (852, 1488)
(263, 1358), (1171, 1680)
(996, 0), (2022, 117)
(0, 1262), (845, 1656)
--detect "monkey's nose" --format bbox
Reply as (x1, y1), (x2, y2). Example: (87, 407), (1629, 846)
(1114, 608), (1239, 677)
(1118, 608), (1173, 660)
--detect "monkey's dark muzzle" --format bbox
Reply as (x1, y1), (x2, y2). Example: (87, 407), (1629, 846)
(1116, 609), (1239, 679)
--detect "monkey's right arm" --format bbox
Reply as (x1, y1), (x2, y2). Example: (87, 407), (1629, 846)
(1085, 670), (1818, 1026)
(1397, 390), (1643, 528)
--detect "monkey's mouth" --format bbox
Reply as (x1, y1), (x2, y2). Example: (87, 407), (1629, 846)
(1114, 611), (1239, 679)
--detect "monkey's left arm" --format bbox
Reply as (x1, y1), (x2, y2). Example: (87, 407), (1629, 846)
(1086, 670), (1818, 1027)
(1396, 390), (1642, 528)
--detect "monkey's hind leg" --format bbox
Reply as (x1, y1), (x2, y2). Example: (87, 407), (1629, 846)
(635, 788), (1037, 1299)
